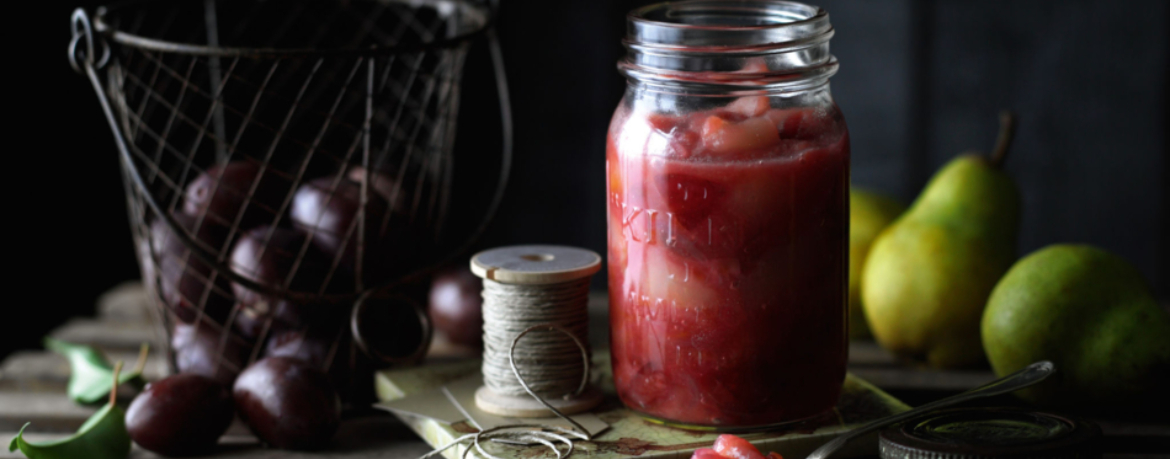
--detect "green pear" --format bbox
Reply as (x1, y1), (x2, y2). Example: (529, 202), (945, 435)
(983, 244), (1170, 410)
(861, 113), (1020, 368)
(849, 188), (905, 339)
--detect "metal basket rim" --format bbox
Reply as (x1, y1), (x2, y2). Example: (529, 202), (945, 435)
(93, 0), (492, 58)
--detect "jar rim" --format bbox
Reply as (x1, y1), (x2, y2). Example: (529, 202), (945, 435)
(620, 0), (837, 92)
(627, 0), (830, 49)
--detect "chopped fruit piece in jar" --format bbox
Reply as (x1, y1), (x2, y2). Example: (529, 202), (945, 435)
(738, 58), (770, 74)
(659, 173), (727, 231)
(609, 162), (623, 195)
(648, 113), (682, 133)
(727, 96), (770, 117)
(701, 116), (780, 155)
(640, 245), (722, 311)
(765, 108), (831, 140)
(668, 129), (703, 159)
(702, 58), (772, 83)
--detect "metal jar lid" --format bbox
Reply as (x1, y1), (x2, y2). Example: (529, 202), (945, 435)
(879, 408), (1101, 459)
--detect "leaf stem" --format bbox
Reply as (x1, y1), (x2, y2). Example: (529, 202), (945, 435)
(132, 343), (150, 376)
(109, 362), (123, 407)
(990, 111), (1016, 169)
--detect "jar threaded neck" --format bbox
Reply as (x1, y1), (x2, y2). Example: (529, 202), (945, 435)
(621, 0), (838, 92)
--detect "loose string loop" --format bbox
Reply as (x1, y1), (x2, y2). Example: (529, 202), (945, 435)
(419, 277), (595, 459)
(417, 325), (593, 459)
(507, 324), (593, 438)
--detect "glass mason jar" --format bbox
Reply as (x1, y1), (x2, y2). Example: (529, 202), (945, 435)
(607, 0), (849, 429)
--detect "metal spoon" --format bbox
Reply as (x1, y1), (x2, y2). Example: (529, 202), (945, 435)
(806, 360), (1055, 459)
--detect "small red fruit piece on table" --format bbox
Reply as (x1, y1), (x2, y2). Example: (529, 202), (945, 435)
(714, 434), (765, 459)
(691, 434), (784, 459)
(692, 448), (725, 459)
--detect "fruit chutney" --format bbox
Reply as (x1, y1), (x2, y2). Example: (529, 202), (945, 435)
(607, 0), (849, 429)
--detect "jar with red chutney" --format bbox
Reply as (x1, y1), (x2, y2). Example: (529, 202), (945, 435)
(607, 0), (849, 429)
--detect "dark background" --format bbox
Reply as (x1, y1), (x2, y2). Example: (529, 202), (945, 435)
(6, 0), (1167, 359)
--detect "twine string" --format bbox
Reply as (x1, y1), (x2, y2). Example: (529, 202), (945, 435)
(481, 278), (591, 397)
(418, 277), (595, 459)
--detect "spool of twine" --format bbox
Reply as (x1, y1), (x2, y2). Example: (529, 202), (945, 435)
(481, 277), (590, 397)
(470, 245), (603, 418)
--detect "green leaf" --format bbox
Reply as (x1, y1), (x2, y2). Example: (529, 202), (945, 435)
(9, 363), (132, 459)
(43, 338), (146, 405)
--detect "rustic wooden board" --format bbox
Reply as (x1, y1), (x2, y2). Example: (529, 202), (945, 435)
(96, 282), (154, 324)
(17, 281), (1162, 458)
(0, 392), (97, 433)
(0, 282), (999, 446)
(845, 341), (901, 367)
(848, 366), (995, 392)
(46, 319), (161, 352)
(0, 416), (433, 459)
(0, 350), (169, 392)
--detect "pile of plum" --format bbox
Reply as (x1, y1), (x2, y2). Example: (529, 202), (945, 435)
(128, 160), (443, 454)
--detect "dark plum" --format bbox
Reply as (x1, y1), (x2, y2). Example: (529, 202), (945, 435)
(233, 357), (341, 451)
(291, 177), (388, 261)
(171, 322), (250, 386)
(183, 161), (290, 229)
(126, 374), (234, 457)
(230, 299), (342, 343)
(263, 327), (354, 393)
(263, 327), (339, 369)
(428, 266), (483, 347)
(150, 212), (234, 324)
(230, 302), (267, 341)
(291, 176), (414, 285)
(228, 226), (345, 330)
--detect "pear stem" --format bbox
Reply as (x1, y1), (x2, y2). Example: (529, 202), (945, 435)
(109, 361), (123, 407)
(990, 111), (1016, 169)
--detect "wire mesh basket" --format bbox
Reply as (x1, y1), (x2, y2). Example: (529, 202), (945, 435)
(68, 0), (510, 403)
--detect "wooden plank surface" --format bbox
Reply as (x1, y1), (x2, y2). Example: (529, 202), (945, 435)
(46, 318), (160, 352)
(0, 350), (169, 392)
(1, 282), (1165, 458)
(0, 416), (433, 459)
(96, 282), (155, 324)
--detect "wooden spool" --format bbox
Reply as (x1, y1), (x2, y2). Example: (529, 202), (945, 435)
(470, 245), (603, 418)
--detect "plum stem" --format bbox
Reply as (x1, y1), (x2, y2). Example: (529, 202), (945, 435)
(990, 111), (1016, 169)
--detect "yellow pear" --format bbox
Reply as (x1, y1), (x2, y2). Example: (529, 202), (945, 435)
(862, 113), (1020, 368)
(848, 188), (905, 339)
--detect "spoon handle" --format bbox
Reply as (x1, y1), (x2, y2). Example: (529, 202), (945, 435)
(805, 360), (1055, 459)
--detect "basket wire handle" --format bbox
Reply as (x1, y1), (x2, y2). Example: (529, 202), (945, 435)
(68, 9), (109, 74)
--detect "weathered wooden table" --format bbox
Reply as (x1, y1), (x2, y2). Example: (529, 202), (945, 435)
(1, 282), (1165, 458)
